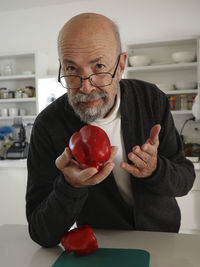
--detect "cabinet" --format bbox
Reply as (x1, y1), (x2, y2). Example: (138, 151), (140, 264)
(0, 160), (27, 225)
(0, 51), (47, 127)
(177, 167), (200, 234)
(124, 37), (200, 129)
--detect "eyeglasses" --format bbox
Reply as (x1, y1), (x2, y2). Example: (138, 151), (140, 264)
(58, 55), (121, 89)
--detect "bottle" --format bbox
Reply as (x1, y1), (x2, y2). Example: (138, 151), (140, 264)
(192, 127), (200, 157)
(180, 94), (188, 110)
(169, 96), (175, 110)
(187, 96), (195, 110)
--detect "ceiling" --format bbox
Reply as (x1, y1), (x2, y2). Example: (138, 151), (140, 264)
(0, 0), (87, 12)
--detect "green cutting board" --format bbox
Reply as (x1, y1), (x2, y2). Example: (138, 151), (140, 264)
(52, 248), (150, 267)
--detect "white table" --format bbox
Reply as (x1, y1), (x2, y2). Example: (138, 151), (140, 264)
(0, 224), (199, 267)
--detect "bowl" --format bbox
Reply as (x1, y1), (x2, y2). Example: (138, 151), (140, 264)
(129, 55), (151, 67)
(156, 83), (174, 91)
(174, 81), (197, 90)
(172, 51), (196, 63)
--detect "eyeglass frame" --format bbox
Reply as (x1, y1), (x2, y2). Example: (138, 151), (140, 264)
(58, 54), (121, 89)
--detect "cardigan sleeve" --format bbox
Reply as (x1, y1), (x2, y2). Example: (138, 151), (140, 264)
(139, 87), (195, 197)
(26, 118), (88, 247)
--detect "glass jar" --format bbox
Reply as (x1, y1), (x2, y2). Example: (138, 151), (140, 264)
(169, 96), (175, 110)
(3, 63), (13, 76)
(14, 89), (23, 98)
(8, 90), (15, 98)
(0, 88), (9, 99)
(180, 94), (188, 110)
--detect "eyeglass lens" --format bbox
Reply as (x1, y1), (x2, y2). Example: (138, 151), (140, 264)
(60, 73), (113, 89)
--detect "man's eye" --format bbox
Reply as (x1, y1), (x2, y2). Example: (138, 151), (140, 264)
(66, 66), (76, 72)
(96, 63), (105, 70)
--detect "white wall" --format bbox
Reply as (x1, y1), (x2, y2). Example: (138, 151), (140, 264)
(0, 0), (199, 74)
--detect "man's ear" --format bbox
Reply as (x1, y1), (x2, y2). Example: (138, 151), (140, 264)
(118, 52), (127, 80)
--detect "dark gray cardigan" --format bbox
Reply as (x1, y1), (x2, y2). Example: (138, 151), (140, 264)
(26, 79), (195, 247)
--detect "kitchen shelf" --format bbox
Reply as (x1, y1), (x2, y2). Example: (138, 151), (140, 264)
(0, 115), (36, 120)
(0, 51), (47, 127)
(0, 74), (35, 81)
(171, 110), (193, 115)
(126, 62), (197, 72)
(0, 97), (36, 103)
(164, 89), (198, 95)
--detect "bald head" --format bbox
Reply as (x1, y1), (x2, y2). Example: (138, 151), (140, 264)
(57, 13), (127, 123)
(58, 13), (122, 56)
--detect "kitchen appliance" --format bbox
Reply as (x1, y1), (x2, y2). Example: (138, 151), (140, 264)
(6, 117), (29, 159)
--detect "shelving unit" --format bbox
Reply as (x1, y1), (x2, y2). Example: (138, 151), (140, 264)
(0, 51), (47, 127)
(124, 36), (200, 127)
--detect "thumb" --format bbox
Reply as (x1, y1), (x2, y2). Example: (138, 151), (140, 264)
(55, 147), (72, 170)
(148, 124), (161, 146)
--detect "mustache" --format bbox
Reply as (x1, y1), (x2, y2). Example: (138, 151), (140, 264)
(73, 90), (107, 104)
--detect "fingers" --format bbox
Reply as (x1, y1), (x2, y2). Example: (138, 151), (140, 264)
(85, 162), (115, 186)
(55, 146), (117, 188)
(120, 125), (161, 178)
(147, 124), (161, 146)
(64, 161), (115, 188)
(55, 147), (72, 170)
(120, 161), (141, 177)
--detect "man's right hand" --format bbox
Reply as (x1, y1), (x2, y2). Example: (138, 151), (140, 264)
(55, 146), (117, 188)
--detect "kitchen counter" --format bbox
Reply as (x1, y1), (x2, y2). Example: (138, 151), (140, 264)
(0, 224), (200, 267)
(0, 158), (27, 168)
(0, 158), (199, 170)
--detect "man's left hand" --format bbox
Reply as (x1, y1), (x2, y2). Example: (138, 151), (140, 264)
(120, 124), (161, 178)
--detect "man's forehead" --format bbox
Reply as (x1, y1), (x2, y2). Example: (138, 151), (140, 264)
(63, 57), (104, 64)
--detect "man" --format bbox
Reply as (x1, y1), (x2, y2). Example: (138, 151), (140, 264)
(26, 13), (195, 247)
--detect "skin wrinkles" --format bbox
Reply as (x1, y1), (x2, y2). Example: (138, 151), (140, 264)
(57, 14), (124, 123)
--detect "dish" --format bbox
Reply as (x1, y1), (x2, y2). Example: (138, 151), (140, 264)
(174, 81), (197, 90)
(156, 83), (174, 91)
(172, 51), (196, 63)
(129, 55), (151, 67)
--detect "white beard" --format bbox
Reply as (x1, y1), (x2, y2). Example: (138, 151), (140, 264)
(68, 83), (119, 123)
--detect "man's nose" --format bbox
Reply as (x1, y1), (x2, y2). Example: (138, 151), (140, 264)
(79, 77), (95, 94)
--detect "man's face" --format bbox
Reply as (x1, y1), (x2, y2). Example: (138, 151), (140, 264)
(58, 16), (125, 123)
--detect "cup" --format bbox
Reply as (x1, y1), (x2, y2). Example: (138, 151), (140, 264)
(19, 108), (26, 116)
(8, 107), (18, 117)
(3, 63), (13, 76)
(0, 108), (8, 117)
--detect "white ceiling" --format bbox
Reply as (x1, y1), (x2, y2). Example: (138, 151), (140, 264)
(0, 0), (87, 12)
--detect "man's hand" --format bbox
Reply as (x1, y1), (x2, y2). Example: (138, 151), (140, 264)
(120, 124), (161, 178)
(55, 146), (118, 188)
